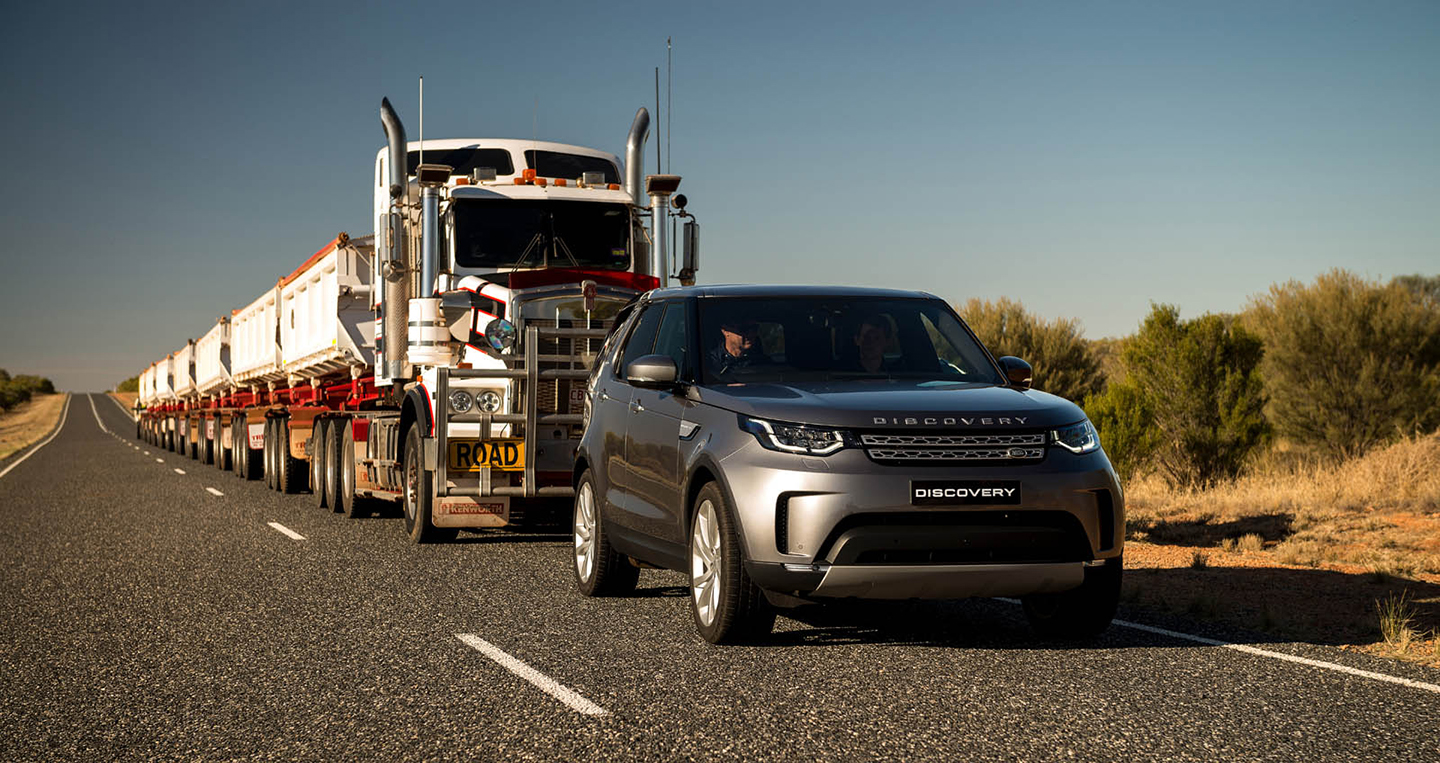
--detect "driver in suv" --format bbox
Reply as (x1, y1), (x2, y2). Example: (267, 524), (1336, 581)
(572, 285), (1124, 644)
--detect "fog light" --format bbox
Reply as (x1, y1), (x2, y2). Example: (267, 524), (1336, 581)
(449, 390), (474, 413)
(477, 390), (502, 413)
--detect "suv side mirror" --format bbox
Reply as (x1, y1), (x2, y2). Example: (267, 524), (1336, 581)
(626, 354), (678, 387)
(998, 356), (1032, 389)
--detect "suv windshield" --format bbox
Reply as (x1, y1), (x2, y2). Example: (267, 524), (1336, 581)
(452, 200), (630, 270)
(698, 297), (1003, 385)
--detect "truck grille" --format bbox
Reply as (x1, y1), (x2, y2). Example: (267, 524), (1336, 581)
(532, 318), (610, 426)
(860, 432), (1046, 465)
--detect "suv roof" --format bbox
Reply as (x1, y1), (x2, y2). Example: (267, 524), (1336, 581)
(646, 284), (939, 300)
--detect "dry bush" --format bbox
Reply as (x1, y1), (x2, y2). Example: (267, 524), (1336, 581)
(1127, 432), (1440, 572)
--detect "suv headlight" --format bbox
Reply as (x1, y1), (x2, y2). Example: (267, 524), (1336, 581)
(1052, 419), (1100, 454)
(449, 390), (473, 413)
(739, 415), (850, 456)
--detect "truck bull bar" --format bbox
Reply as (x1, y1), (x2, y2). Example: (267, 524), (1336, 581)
(433, 324), (607, 499)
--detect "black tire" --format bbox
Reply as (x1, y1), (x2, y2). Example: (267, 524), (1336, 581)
(277, 418), (308, 495)
(401, 422), (455, 543)
(200, 419), (214, 465)
(264, 419), (277, 490)
(688, 482), (774, 644)
(1022, 556), (1123, 640)
(572, 469), (639, 597)
(325, 417), (346, 513)
(215, 417), (230, 471)
(176, 421), (186, 455)
(312, 419), (329, 508)
(240, 417), (261, 481)
(337, 417), (365, 518)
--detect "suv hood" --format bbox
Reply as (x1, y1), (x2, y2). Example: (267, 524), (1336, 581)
(696, 380), (1086, 430)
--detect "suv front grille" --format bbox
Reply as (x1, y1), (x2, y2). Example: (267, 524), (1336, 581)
(860, 431), (1046, 465)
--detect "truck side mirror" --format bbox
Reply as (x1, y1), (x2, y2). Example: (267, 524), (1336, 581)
(678, 220), (699, 286)
(998, 356), (1032, 389)
(626, 354), (678, 387)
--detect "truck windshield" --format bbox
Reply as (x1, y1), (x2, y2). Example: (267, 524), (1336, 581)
(698, 297), (1005, 386)
(452, 200), (630, 271)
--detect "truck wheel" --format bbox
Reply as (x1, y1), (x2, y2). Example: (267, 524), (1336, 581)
(689, 482), (774, 644)
(1022, 556), (1123, 640)
(277, 418), (308, 495)
(264, 419), (277, 490)
(401, 422), (455, 543)
(337, 417), (365, 518)
(325, 417), (345, 513)
(201, 421), (214, 465)
(312, 419), (329, 508)
(572, 469), (638, 597)
(240, 417), (261, 481)
(216, 418), (230, 471)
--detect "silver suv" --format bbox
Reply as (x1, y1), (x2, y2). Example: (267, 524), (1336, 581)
(572, 285), (1124, 644)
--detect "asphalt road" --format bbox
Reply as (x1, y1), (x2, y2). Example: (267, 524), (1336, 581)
(3, 394), (1438, 761)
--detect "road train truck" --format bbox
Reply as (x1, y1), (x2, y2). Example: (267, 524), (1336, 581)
(134, 99), (699, 542)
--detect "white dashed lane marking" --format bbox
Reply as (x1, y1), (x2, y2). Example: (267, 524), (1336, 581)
(205, 487), (224, 497)
(155, 458), (164, 463)
(173, 468), (186, 475)
(455, 634), (608, 716)
(267, 522), (306, 541)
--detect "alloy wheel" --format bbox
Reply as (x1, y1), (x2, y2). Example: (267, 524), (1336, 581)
(574, 482), (597, 583)
(690, 499), (722, 627)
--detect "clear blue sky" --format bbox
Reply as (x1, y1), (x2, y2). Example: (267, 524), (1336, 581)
(1, 1), (1435, 391)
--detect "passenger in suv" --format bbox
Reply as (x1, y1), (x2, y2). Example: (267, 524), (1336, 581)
(572, 286), (1124, 644)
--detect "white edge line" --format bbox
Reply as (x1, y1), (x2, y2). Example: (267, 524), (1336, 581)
(86, 394), (110, 434)
(996, 597), (1440, 694)
(267, 522), (306, 541)
(0, 393), (72, 481)
(1115, 617), (1440, 695)
(205, 487), (224, 496)
(455, 634), (608, 716)
(104, 392), (137, 421)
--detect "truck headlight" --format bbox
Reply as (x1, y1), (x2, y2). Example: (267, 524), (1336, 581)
(1052, 420), (1100, 454)
(449, 390), (474, 413)
(739, 415), (850, 456)
(477, 390), (502, 413)
(485, 318), (517, 352)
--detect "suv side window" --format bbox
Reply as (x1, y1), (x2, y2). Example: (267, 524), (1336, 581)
(616, 303), (664, 379)
(652, 302), (690, 380)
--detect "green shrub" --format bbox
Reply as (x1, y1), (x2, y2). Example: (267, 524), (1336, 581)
(960, 297), (1104, 403)
(1089, 304), (1268, 487)
(1084, 379), (1159, 482)
(116, 376), (139, 393)
(1244, 270), (1440, 459)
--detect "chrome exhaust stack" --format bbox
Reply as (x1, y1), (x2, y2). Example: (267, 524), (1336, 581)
(625, 107), (650, 208)
(379, 97), (410, 382)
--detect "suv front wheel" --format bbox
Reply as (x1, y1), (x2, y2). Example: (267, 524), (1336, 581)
(1021, 556), (1122, 640)
(689, 482), (775, 644)
(572, 470), (638, 596)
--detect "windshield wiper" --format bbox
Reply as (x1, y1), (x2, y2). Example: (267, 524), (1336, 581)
(505, 231), (547, 273)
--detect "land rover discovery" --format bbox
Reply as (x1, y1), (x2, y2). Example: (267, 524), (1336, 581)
(572, 285), (1124, 644)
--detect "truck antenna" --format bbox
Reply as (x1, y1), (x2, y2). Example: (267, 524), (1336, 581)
(654, 67), (661, 174)
(418, 76), (424, 168)
(667, 37), (672, 174)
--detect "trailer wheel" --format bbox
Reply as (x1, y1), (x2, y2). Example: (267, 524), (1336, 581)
(240, 416), (261, 481)
(325, 416), (345, 513)
(200, 420), (214, 465)
(215, 417), (230, 471)
(263, 419), (276, 489)
(277, 418), (308, 495)
(312, 419), (329, 509)
(401, 422), (455, 543)
(338, 417), (364, 519)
